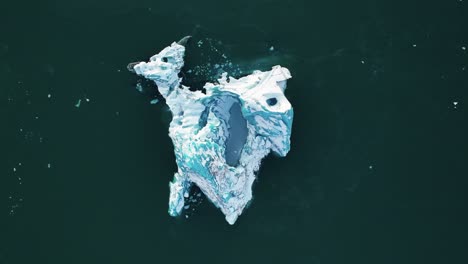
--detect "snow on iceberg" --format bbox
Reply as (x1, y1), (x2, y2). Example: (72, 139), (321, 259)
(128, 37), (294, 224)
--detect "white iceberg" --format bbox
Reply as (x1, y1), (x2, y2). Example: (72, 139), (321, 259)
(129, 38), (294, 224)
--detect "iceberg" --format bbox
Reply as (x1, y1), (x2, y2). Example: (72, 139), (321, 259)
(128, 37), (294, 224)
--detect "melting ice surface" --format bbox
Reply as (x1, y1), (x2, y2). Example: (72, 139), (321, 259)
(129, 39), (293, 224)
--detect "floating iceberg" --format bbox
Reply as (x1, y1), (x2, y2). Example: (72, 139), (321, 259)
(128, 37), (293, 224)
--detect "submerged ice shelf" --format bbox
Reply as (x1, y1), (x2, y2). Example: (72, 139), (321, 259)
(128, 37), (293, 224)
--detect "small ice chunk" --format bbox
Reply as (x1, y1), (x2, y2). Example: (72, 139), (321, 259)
(462, 46), (466, 51)
(75, 99), (81, 108)
(269, 46), (275, 51)
(85, 98), (90, 102)
(412, 44), (417, 47)
(150, 99), (159, 105)
(13, 167), (16, 172)
(47, 163), (51, 169)
(47, 94), (51, 98)
(184, 205), (190, 209)
(136, 83), (143, 93)
(361, 60), (365, 64)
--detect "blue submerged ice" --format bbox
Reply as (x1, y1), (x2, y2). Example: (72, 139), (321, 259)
(129, 39), (294, 224)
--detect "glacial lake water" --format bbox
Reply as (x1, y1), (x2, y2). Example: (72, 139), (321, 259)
(1, 0), (467, 263)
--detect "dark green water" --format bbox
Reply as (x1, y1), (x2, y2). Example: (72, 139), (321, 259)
(1, 1), (467, 263)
